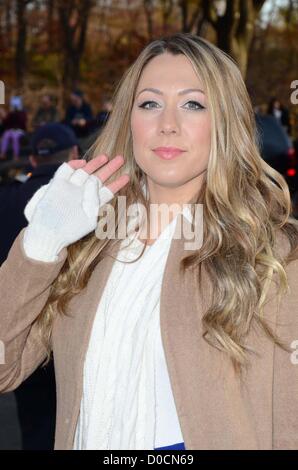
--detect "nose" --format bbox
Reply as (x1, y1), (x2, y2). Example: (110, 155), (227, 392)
(158, 107), (180, 135)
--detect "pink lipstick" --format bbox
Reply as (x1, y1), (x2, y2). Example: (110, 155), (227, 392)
(153, 147), (185, 160)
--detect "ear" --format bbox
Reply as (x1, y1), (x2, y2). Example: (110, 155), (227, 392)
(68, 145), (79, 161)
(29, 155), (37, 168)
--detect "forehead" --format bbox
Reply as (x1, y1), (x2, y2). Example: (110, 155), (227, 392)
(136, 53), (203, 90)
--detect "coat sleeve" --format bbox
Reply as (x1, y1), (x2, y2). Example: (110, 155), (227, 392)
(0, 227), (68, 392)
(273, 256), (298, 449)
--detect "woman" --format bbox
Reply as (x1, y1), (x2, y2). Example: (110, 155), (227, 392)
(0, 95), (27, 161)
(1, 33), (298, 450)
(267, 97), (291, 136)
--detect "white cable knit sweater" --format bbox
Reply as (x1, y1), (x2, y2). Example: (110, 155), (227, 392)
(73, 209), (189, 450)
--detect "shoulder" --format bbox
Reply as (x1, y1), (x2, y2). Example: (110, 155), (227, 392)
(274, 227), (298, 264)
(274, 228), (290, 256)
(273, 228), (298, 329)
(270, 227), (298, 319)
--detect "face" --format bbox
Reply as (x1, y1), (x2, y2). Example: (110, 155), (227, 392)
(42, 95), (51, 107)
(130, 52), (211, 205)
(70, 93), (82, 107)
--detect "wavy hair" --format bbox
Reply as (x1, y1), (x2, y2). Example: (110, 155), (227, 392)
(35, 32), (298, 373)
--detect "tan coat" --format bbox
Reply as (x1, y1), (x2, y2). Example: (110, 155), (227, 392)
(0, 223), (298, 450)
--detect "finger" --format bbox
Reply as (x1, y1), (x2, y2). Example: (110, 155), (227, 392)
(68, 160), (87, 170)
(104, 174), (130, 194)
(82, 177), (99, 219)
(98, 186), (115, 206)
(82, 154), (110, 175)
(69, 168), (93, 186)
(54, 159), (88, 180)
(24, 184), (50, 222)
(54, 162), (77, 180)
(93, 155), (125, 183)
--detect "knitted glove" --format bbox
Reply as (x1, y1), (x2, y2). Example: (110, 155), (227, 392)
(23, 162), (114, 262)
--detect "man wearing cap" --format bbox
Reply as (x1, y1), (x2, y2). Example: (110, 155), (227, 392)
(0, 122), (79, 449)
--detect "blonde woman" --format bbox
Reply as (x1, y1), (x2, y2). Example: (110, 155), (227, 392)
(1, 33), (298, 450)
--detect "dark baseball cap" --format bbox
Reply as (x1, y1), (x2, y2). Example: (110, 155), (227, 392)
(31, 123), (79, 157)
(71, 89), (84, 98)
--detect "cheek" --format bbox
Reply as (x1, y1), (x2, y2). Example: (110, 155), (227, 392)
(186, 119), (211, 170)
(188, 119), (211, 147)
(131, 113), (150, 143)
(131, 115), (155, 168)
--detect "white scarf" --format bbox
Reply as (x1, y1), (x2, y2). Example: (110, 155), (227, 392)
(74, 181), (192, 450)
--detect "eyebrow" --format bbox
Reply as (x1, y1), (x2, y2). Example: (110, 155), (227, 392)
(137, 87), (205, 97)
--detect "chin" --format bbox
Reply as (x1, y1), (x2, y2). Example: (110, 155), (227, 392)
(149, 177), (188, 188)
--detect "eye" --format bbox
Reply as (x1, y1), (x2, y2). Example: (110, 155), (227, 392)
(139, 100), (206, 111)
(185, 100), (205, 110)
(138, 101), (159, 110)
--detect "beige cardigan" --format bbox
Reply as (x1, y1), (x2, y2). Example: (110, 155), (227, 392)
(0, 223), (298, 450)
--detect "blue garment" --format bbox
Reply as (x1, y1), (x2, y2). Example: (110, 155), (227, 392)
(154, 442), (185, 450)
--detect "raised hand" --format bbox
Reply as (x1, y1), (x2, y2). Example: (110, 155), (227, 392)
(23, 154), (130, 262)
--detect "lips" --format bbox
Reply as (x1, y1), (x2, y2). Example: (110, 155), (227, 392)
(153, 147), (185, 160)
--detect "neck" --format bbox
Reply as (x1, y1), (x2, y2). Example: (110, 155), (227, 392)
(145, 172), (204, 207)
(138, 172), (205, 242)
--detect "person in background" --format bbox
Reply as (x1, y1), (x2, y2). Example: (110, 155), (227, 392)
(267, 97), (292, 136)
(0, 107), (6, 137)
(0, 123), (79, 449)
(63, 89), (93, 138)
(96, 96), (113, 130)
(32, 94), (59, 130)
(0, 96), (27, 161)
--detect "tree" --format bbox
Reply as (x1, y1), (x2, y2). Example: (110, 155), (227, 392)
(178, 0), (205, 34)
(160, 0), (174, 33)
(57, 0), (95, 95)
(46, 0), (55, 50)
(202, 0), (266, 77)
(0, 0), (13, 51)
(143, 0), (155, 40)
(15, 0), (34, 88)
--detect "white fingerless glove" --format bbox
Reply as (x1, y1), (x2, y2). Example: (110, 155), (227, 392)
(23, 162), (114, 262)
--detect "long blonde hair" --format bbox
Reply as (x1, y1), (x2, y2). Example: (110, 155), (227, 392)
(36, 32), (298, 373)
